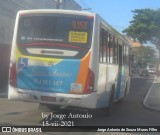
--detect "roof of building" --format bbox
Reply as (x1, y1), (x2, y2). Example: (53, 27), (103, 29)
(124, 36), (141, 47)
(131, 41), (141, 47)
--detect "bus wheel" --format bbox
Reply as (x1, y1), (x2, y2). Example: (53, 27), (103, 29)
(117, 81), (128, 103)
(106, 86), (115, 116)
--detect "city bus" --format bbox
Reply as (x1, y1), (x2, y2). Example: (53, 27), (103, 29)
(8, 9), (131, 115)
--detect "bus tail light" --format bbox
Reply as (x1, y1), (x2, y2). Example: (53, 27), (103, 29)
(83, 68), (94, 94)
(10, 63), (16, 87)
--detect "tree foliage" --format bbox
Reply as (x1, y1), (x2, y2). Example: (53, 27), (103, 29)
(123, 9), (160, 49)
(142, 46), (156, 58)
(133, 45), (156, 65)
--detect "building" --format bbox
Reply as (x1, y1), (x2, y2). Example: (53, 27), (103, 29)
(124, 36), (141, 48)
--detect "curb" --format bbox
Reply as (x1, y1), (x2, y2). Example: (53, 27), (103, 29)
(143, 76), (160, 111)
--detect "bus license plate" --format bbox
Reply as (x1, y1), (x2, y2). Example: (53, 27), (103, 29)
(41, 96), (56, 102)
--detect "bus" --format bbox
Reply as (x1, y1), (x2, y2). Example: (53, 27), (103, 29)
(8, 9), (131, 115)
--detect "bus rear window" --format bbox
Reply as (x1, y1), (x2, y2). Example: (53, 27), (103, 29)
(17, 15), (93, 49)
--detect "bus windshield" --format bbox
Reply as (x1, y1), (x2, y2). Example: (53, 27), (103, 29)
(17, 14), (93, 49)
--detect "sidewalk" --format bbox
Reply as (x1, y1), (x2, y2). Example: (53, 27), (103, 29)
(143, 76), (160, 111)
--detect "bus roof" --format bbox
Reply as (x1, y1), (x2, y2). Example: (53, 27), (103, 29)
(18, 9), (96, 17)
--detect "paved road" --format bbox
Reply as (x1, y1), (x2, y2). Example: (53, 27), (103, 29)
(43, 76), (159, 127)
(0, 76), (159, 134)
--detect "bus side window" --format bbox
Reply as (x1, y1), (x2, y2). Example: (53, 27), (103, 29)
(114, 37), (118, 64)
(108, 34), (114, 64)
(99, 28), (108, 63)
(105, 31), (109, 63)
(99, 29), (103, 63)
(123, 44), (127, 65)
(126, 46), (129, 65)
(103, 30), (108, 63)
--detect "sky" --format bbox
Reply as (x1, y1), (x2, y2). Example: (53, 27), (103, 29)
(76, 0), (160, 34)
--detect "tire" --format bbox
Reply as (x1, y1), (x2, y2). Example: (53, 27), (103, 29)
(117, 81), (128, 103)
(105, 86), (115, 116)
(124, 82), (128, 96)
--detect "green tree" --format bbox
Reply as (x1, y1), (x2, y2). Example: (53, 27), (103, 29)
(133, 46), (156, 66)
(123, 9), (160, 62)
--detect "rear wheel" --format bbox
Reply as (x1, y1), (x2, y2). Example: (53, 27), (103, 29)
(95, 86), (115, 117)
(104, 86), (115, 116)
(117, 81), (128, 103)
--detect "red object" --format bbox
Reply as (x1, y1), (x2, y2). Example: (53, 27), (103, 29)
(83, 68), (94, 94)
(87, 16), (94, 19)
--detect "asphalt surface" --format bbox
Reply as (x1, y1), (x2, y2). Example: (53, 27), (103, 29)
(143, 76), (160, 111)
(0, 75), (160, 135)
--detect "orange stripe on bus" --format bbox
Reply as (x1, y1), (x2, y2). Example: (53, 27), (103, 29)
(76, 51), (91, 93)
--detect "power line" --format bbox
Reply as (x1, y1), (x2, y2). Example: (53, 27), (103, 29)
(75, 0), (126, 30)
(76, 0), (91, 11)
(77, 0), (85, 8)
(81, 0), (89, 9)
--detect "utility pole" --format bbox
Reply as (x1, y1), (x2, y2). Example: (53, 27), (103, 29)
(56, 0), (60, 9)
(63, 0), (66, 9)
(54, 0), (62, 9)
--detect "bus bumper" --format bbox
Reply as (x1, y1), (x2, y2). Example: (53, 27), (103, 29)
(8, 86), (99, 109)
